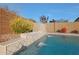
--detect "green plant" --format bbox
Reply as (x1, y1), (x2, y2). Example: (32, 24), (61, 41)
(10, 17), (34, 33)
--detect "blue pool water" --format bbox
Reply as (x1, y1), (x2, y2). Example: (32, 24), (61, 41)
(16, 35), (79, 55)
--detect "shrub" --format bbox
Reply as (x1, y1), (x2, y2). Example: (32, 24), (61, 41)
(70, 30), (78, 34)
(60, 27), (67, 33)
(10, 17), (34, 33)
(56, 30), (61, 32)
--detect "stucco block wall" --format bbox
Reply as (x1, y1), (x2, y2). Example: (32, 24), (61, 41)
(0, 8), (17, 34)
(44, 23), (54, 33)
(33, 23), (39, 32)
(44, 22), (79, 33)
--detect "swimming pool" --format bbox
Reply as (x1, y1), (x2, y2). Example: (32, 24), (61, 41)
(16, 35), (79, 55)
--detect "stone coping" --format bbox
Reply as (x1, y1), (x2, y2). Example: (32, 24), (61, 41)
(48, 33), (79, 36)
(0, 31), (46, 46)
(0, 37), (21, 46)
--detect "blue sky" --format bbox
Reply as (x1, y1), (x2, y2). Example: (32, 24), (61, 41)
(0, 3), (79, 22)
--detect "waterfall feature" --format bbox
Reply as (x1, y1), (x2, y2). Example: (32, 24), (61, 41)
(37, 42), (47, 47)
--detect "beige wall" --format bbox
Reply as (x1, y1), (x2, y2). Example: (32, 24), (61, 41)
(0, 8), (17, 34)
(26, 22), (79, 33)
(43, 22), (79, 33)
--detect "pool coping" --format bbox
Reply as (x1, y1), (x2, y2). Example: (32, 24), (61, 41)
(48, 33), (79, 36)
